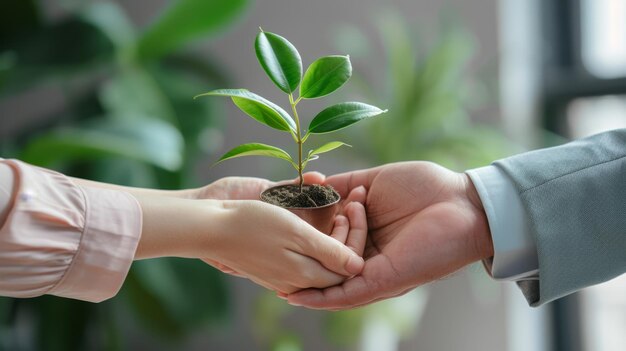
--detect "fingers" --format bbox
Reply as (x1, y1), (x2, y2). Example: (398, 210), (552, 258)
(322, 286), (417, 311)
(277, 172), (326, 186)
(344, 185), (367, 205)
(300, 231), (364, 276)
(287, 274), (376, 309)
(330, 215), (349, 244)
(200, 177), (275, 200)
(296, 185), (368, 277)
(301, 171), (326, 185)
(324, 167), (382, 197)
(344, 202), (367, 256)
(286, 254), (401, 310)
(287, 251), (346, 288)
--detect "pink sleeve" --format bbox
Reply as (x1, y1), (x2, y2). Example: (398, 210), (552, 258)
(0, 159), (142, 302)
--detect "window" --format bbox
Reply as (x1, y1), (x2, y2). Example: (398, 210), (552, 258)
(566, 95), (626, 138)
(581, 278), (626, 351)
(581, 0), (626, 78)
(539, 1), (626, 350)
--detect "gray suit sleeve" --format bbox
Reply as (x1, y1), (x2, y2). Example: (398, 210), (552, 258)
(493, 129), (626, 306)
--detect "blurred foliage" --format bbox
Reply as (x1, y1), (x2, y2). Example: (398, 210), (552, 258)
(324, 290), (428, 351)
(253, 291), (304, 351)
(0, 0), (249, 350)
(334, 12), (512, 171)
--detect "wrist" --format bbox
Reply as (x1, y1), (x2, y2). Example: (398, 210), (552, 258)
(462, 173), (494, 260)
(134, 195), (226, 260)
(170, 188), (201, 199)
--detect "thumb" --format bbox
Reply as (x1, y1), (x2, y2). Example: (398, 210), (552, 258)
(305, 233), (364, 276)
(276, 172), (325, 187)
(301, 171), (326, 185)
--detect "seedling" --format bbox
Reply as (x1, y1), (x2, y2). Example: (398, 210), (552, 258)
(195, 29), (386, 197)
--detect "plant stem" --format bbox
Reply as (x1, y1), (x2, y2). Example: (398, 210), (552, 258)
(289, 93), (304, 192)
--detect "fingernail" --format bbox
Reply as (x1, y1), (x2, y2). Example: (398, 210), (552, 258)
(345, 254), (364, 275)
(288, 302), (302, 307)
(276, 295), (287, 300)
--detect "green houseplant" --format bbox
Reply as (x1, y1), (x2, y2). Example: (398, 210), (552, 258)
(195, 29), (386, 233)
(0, 0), (249, 349)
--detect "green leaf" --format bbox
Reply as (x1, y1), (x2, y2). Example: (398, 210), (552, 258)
(100, 68), (176, 123)
(90, 158), (158, 188)
(31, 296), (94, 351)
(0, 297), (12, 327)
(302, 141), (350, 169)
(308, 102), (387, 134)
(81, 2), (136, 51)
(309, 141), (351, 157)
(195, 89), (296, 132)
(137, 0), (249, 60)
(255, 31), (302, 94)
(21, 117), (184, 171)
(0, 0), (41, 46)
(0, 18), (113, 95)
(300, 55), (352, 99)
(164, 52), (231, 87)
(216, 143), (296, 169)
(3, 18), (112, 67)
(123, 259), (230, 338)
(122, 268), (184, 339)
(324, 308), (367, 347)
(150, 65), (223, 147)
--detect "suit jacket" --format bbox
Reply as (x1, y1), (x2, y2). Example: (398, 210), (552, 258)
(494, 129), (626, 306)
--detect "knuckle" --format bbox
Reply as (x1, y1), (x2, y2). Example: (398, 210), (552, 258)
(291, 224), (316, 252)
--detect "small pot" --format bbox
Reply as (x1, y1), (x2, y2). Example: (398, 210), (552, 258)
(260, 184), (341, 234)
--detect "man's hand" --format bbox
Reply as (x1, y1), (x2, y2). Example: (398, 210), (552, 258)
(287, 162), (493, 310)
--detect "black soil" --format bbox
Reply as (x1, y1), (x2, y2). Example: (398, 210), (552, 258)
(261, 184), (339, 208)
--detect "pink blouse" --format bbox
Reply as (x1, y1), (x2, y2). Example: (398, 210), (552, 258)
(0, 159), (142, 302)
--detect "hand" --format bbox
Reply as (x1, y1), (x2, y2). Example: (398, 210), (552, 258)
(206, 197), (367, 294)
(287, 161), (493, 310)
(134, 192), (367, 295)
(204, 185), (369, 290)
(193, 171), (331, 277)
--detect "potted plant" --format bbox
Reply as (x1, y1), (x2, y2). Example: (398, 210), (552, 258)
(195, 29), (386, 233)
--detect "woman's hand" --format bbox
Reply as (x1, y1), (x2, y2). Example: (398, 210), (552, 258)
(134, 191), (367, 295)
(203, 199), (367, 294)
(201, 180), (369, 291)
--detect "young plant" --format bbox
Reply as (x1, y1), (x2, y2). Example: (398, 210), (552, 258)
(195, 29), (387, 193)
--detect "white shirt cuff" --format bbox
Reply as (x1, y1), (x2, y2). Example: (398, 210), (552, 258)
(466, 165), (538, 280)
